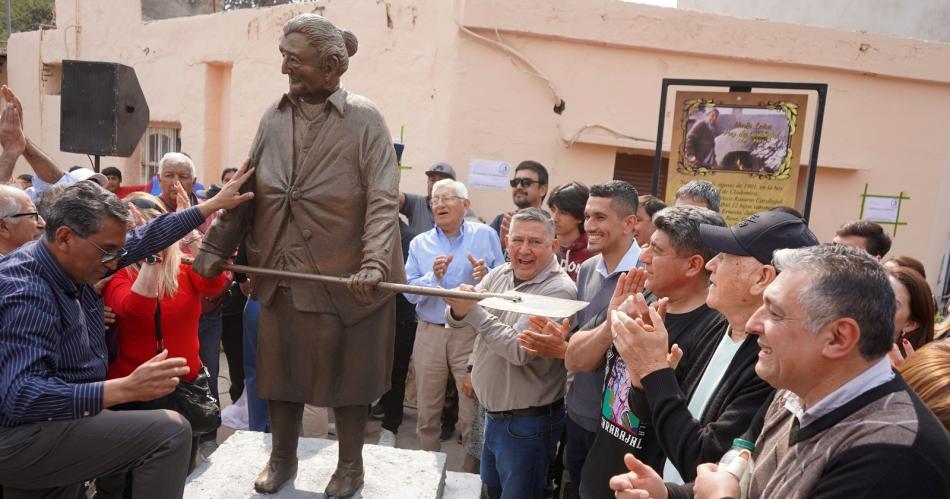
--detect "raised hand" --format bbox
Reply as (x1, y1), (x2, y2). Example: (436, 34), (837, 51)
(200, 158), (255, 215)
(173, 181), (191, 212)
(0, 103), (26, 157)
(432, 255), (453, 280)
(467, 253), (487, 283)
(518, 317), (570, 359)
(612, 305), (682, 387)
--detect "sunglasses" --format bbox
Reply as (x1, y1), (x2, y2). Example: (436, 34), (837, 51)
(510, 178), (541, 188)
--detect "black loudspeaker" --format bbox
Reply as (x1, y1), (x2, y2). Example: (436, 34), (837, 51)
(60, 60), (150, 158)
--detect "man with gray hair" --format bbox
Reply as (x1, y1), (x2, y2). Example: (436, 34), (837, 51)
(0, 184), (44, 256)
(674, 180), (720, 213)
(0, 173), (253, 498)
(401, 179), (504, 451)
(193, 13), (403, 497)
(444, 207), (576, 499)
(157, 152), (199, 211)
(612, 245), (950, 498)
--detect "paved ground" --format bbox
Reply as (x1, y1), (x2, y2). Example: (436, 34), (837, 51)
(213, 352), (472, 473)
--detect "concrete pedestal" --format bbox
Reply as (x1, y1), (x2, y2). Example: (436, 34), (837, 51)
(184, 430), (480, 498)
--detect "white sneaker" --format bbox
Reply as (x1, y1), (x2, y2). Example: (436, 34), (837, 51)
(377, 429), (396, 447)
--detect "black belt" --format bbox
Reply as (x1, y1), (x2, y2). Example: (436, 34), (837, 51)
(487, 398), (564, 420)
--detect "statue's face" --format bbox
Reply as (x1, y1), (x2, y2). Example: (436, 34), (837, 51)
(279, 32), (334, 102)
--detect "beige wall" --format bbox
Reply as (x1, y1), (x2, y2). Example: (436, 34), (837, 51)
(6, 0), (950, 286)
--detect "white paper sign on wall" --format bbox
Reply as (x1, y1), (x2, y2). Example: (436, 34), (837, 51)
(468, 159), (511, 191)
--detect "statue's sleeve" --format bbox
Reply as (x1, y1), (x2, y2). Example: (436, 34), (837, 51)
(358, 111), (399, 279)
(199, 114), (265, 259)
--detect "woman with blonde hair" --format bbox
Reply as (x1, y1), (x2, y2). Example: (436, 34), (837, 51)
(95, 193), (227, 496)
(900, 341), (950, 432)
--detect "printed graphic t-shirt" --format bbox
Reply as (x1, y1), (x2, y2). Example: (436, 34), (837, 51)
(580, 303), (726, 499)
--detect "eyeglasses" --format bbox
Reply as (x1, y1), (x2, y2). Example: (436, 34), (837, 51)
(510, 178), (541, 188)
(74, 233), (129, 264)
(431, 195), (463, 205)
(5, 212), (40, 223)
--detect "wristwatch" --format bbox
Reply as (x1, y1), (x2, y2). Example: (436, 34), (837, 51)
(145, 255), (163, 265)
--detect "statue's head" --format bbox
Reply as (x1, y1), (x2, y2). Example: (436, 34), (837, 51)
(280, 14), (359, 103)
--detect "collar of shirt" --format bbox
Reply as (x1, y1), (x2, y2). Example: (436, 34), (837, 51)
(595, 239), (642, 278)
(278, 87), (347, 117)
(435, 221), (469, 246)
(31, 240), (82, 299)
(784, 356), (895, 428)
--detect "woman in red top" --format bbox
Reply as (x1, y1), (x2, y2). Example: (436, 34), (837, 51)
(105, 193), (226, 383)
(96, 192), (225, 496)
(548, 181), (598, 280)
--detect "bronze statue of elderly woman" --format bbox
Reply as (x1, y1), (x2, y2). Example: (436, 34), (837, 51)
(193, 13), (404, 497)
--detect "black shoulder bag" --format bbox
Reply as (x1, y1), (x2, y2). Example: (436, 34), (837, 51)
(154, 303), (221, 435)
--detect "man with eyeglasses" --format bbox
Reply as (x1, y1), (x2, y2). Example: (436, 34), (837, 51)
(0, 185), (44, 257)
(402, 179), (505, 452)
(490, 161), (549, 250)
(0, 171), (252, 498)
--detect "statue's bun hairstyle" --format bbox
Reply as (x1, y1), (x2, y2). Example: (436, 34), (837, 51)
(283, 14), (358, 73)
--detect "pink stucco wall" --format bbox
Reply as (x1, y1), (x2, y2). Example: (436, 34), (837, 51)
(6, 0), (950, 283)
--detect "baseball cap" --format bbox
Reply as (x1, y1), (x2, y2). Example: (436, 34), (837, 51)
(699, 210), (819, 265)
(424, 162), (456, 180)
(70, 168), (108, 187)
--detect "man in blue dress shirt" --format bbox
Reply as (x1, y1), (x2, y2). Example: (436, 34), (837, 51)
(403, 179), (505, 452)
(0, 172), (252, 498)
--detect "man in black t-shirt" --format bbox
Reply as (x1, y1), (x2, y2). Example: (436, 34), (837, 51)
(580, 206), (726, 499)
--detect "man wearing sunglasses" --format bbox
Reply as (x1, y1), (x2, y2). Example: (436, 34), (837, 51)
(0, 171), (252, 498)
(489, 161), (549, 251)
(0, 184), (45, 257)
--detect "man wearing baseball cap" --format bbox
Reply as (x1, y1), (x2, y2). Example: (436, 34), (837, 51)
(610, 210), (819, 490)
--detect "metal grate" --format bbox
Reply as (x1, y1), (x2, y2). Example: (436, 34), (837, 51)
(140, 126), (181, 183)
(613, 152), (669, 201)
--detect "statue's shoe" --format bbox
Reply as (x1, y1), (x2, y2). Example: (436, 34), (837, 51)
(324, 464), (364, 498)
(253, 458), (298, 494)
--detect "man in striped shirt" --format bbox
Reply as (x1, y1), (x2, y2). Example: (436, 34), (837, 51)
(0, 173), (252, 498)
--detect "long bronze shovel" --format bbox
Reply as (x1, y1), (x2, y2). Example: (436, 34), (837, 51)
(220, 263), (589, 318)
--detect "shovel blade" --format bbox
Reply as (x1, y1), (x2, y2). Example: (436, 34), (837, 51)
(477, 290), (589, 318)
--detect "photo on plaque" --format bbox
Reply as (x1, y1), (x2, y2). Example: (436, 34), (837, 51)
(666, 91), (809, 224)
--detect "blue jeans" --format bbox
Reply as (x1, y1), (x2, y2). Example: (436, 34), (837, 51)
(243, 299), (269, 432)
(481, 404), (566, 499)
(197, 307), (223, 402)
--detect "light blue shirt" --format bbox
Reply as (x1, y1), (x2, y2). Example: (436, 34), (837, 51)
(404, 221), (505, 324)
(594, 239), (643, 278)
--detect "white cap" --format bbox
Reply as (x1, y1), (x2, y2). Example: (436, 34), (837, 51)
(70, 168), (108, 187)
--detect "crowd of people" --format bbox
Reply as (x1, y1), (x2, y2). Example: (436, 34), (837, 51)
(1, 127), (950, 499)
(0, 78), (948, 499)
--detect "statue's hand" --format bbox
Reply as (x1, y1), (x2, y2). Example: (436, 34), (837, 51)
(192, 250), (225, 279)
(347, 267), (384, 304)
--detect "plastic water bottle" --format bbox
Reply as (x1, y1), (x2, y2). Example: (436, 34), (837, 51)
(718, 438), (755, 499)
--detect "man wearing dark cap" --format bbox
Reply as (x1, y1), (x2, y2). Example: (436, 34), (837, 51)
(610, 210), (819, 490)
(400, 162), (460, 235)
